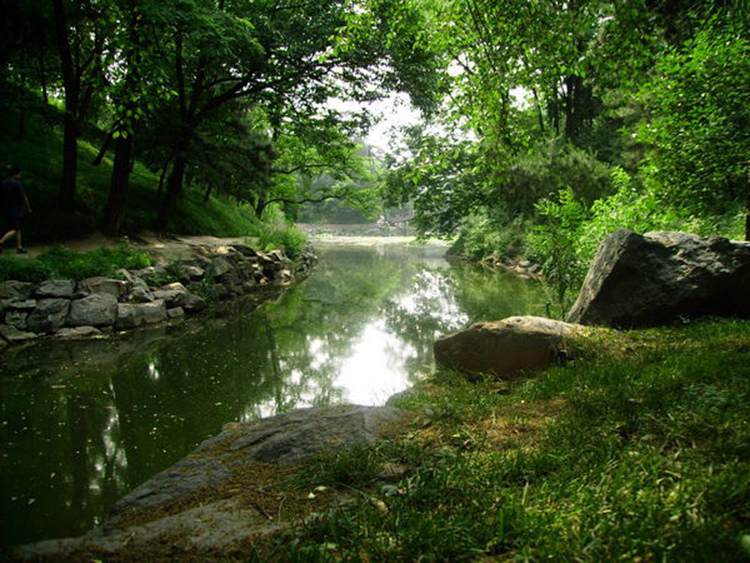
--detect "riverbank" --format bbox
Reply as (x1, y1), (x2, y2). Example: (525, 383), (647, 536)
(12, 316), (750, 561)
(0, 238), (315, 350)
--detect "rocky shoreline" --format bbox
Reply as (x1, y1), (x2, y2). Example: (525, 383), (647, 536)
(0, 243), (316, 350)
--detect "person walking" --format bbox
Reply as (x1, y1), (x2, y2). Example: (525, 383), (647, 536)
(0, 166), (32, 254)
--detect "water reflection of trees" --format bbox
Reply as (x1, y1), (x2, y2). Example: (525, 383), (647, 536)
(0, 245), (546, 546)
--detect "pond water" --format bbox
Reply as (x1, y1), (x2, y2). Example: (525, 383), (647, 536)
(0, 242), (546, 546)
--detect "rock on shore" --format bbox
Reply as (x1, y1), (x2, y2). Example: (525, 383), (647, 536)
(434, 316), (586, 378)
(15, 405), (407, 560)
(567, 230), (750, 328)
(0, 244), (316, 346)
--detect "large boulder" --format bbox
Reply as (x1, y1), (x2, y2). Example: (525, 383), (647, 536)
(567, 230), (750, 328)
(26, 299), (70, 333)
(434, 316), (585, 378)
(68, 293), (118, 327)
(116, 300), (167, 330)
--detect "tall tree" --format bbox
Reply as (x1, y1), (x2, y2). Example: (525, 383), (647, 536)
(51, 0), (108, 209)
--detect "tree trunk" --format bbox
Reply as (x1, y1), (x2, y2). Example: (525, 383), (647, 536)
(203, 183), (213, 202)
(255, 195), (267, 219)
(92, 130), (114, 166)
(157, 161), (170, 198)
(53, 0), (80, 208)
(102, 135), (134, 236)
(17, 110), (25, 140)
(156, 154), (186, 232)
(59, 112), (79, 207)
(745, 165), (749, 241)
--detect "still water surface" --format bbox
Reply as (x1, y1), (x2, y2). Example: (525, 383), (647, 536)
(0, 243), (545, 545)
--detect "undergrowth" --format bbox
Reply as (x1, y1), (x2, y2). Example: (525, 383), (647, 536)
(0, 240), (151, 282)
(258, 317), (750, 561)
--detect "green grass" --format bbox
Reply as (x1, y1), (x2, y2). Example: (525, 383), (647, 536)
(0, 107), (262, 244)
(0, 241), (151, 282)
(260, 318), (750, 561)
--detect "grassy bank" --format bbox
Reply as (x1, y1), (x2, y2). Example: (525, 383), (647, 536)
(260, 317), (750, 561)
(0, 108), (263, 244)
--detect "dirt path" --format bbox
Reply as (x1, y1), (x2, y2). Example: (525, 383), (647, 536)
(16, 231), (253, 264)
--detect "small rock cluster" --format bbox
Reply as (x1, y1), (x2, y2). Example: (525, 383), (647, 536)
(480, 255), (542, 279)
(0, 243), (315, 349)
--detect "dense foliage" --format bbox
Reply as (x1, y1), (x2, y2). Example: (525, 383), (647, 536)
(377, 0), (749, 309)
(0, 0), (444, 238)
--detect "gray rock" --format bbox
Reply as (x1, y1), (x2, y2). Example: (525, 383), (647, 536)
(266, 249), (289, 263)
(7, 299), (37, 310)
(230, 243), (259, 258)
(110, 405), (406, 518)
(181, 292), (206, 312)
(167, 307), (185, 319)
(26, 299), (70, 333)
(78, 277), (127, 298)
(434, 316), (585, 378)
(35, 279), (75, 299)
(162, 282), (186, 292)
(0, 324), (38, 342)
(56, 326), (103, 338)
(4, 309), (28, 330)
(115, 268), (138, 283)
(68, 293), (118, 327)
(211, 257), (233, 278)
(567, 230), (750, 328)
(116, 300), (167, 330)
(152, 288), (206, 312)
(151, 289), (185, 307)
(0, 280), (34, 300)
(127, 283), (155, 303)
(185, 265), (205, 280)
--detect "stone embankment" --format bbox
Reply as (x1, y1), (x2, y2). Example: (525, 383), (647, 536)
(0, 243), (315, 349)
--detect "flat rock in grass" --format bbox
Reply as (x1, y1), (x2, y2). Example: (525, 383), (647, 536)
(77, 277), (127, 299)
(104, 405), (405, 519)
(35, 279), (75, 299)
(0, 280), (34, 300)
(0, 324), (38, 342)
(116, 300), (167, 330)
(567, 230), (750, 328)
(26, 299), (70, 333)
(434, 316), (586, 378)
(68, 293), (118, 327)
(15, 406), (406, 559)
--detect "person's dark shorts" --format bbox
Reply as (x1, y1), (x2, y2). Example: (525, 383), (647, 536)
(5, 217), (22, 231)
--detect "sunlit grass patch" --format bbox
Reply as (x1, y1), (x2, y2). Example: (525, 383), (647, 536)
(262, 318), (750, 561)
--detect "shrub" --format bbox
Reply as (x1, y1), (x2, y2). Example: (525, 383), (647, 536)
(257, 224), (308, 259)
(0, 239), (151, 282)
